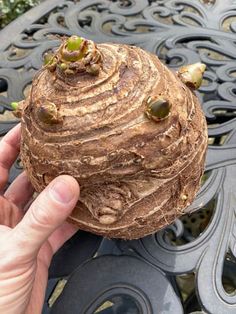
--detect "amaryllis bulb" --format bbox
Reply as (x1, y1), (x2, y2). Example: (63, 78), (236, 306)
(17, 36), (207, 239)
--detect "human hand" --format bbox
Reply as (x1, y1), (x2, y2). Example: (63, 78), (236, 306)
(0, 124), (80, 314)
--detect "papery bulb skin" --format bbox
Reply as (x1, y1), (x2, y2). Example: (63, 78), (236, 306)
(20, 36), (208, 239)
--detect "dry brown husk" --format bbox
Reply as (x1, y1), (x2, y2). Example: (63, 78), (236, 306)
(18, 37), (208, 239)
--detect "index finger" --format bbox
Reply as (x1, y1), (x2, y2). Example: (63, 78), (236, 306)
(0, 123), (21, 191)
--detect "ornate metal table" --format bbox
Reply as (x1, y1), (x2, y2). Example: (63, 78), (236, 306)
(1, 0), (236, 313)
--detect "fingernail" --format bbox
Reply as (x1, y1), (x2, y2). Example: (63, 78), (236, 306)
(49, 179), (74, 204)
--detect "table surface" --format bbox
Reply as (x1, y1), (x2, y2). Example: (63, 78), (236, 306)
(1, 0), (236, 313)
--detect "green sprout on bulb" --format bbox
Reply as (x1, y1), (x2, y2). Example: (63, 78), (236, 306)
(67, 36), (83, 51)
(11, 102), (19, 110)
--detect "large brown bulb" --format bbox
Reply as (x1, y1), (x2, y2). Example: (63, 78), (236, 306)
(18, 36), (208, 239)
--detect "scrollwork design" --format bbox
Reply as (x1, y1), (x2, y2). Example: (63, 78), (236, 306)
(1, 0), (236, 312)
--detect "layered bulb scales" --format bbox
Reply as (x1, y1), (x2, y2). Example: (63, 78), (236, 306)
(15, 36), (208, 239)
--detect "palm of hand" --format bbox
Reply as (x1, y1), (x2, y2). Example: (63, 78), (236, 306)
(0, 124), (79, 314)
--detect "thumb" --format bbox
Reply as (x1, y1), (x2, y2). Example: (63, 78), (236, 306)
(11, 175), (80, 257)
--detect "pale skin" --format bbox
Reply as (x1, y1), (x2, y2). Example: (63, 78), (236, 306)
(0, 124), (80, 314)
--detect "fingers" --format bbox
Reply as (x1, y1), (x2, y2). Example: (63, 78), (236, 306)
(0, 195), (23, 227)
(47, 221), (79, 254)
(4, 172), (35, 210)
(0, 124), (21, 191)
(11, 175), (80, 258)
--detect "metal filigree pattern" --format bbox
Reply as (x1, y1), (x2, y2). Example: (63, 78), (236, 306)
(1, 0), (236, 313)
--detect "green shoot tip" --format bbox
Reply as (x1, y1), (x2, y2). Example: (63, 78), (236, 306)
(11, 102), (18, 110)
